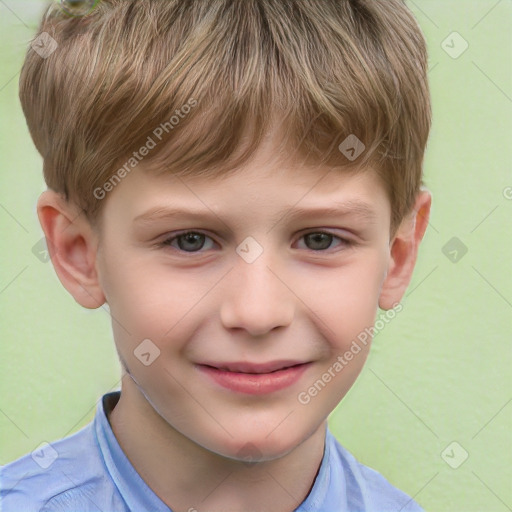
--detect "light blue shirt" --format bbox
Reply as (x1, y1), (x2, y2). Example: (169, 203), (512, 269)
(1, 391), (423, 511)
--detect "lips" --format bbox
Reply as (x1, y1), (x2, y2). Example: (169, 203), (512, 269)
(200, 360), (307, 374)
(196, 360), (312, 394)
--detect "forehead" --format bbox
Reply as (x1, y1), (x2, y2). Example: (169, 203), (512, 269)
(98, 112), (392, 225)
(100, 155), (390, 233)
(98, 124), (389, 229)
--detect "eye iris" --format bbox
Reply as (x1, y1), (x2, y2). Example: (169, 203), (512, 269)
(305, 233), (332, 250)
(178, 233), (204, 252)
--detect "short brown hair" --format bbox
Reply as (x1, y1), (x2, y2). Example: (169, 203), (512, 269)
(20, 0), (431, 236)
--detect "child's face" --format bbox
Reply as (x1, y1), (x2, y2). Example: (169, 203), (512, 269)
(94, 141), (395, 461)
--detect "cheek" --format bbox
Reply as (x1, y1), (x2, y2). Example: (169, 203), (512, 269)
(106, 262), (222, 371)
(296, 260), (384, 411)
(300, 256), (386, 352)
(104, 256), (205, 333)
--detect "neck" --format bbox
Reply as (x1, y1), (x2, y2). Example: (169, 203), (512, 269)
(108, 376), (327, 512)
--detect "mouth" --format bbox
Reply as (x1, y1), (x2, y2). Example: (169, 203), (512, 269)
(196, 361), (312, 395)
(201, 360), (308, 374)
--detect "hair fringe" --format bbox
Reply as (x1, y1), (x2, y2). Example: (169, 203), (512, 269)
(19, 0), (431, 236)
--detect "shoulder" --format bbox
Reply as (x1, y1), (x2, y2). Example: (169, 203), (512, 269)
(327, 430), (424, 512)
(1, 422), (125, 512)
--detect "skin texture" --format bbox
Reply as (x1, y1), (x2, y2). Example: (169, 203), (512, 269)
(37, 135), (431, 512)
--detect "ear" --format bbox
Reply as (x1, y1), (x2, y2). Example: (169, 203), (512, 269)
(378, 189), (432, 310)
(37, 189), (106, 309)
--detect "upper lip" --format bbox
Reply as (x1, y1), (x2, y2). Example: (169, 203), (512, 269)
(198, 360), (309, 374)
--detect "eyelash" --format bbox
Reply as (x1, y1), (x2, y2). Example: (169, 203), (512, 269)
(157, 230), (356, 254)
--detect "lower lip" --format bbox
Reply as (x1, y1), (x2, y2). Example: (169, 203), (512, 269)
(197, 363), (311, 395)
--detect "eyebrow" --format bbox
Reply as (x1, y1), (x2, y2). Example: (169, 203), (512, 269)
(133, 200), (378, 226)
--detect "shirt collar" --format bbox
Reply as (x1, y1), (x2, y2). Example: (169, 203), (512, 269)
(94, 391), (171, 511)
(94, 391), (344, 512)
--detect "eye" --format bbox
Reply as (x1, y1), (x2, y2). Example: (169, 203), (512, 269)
(296, 231), (354, 252)
(160, 231), (216, 253)
(159, 230), (354, 254)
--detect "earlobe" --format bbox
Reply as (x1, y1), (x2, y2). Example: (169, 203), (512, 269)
(37, 190), (106, 309)
(378, 190), (432, 310)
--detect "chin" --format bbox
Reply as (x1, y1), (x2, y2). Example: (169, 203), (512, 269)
(203, 424), (310, 464)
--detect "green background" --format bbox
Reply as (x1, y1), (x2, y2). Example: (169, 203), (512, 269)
(1, 1), (511, 511)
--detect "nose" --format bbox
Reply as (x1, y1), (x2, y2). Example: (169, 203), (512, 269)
(219, 252), (295, 337)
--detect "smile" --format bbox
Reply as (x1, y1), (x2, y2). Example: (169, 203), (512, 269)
(196, 361), (312, 395)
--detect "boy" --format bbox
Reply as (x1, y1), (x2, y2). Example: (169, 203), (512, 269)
(1, 0), (432, 510)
